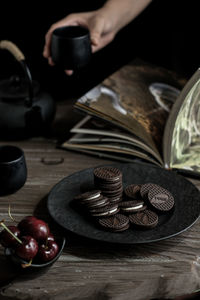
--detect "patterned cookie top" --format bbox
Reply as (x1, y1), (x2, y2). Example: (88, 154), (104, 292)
(140, 183), (159, 199)
(93, 167), (122, 182)
(148, 186), (174, 212)
(129, 209), (158, 228)
(124, 184), (141, 199)
(98, 214), (129, 231)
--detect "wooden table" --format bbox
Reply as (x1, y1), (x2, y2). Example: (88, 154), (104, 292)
(1, 87), (200, 300)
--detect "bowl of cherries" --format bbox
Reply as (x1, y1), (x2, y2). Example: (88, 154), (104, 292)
(0, 216), (65, 270)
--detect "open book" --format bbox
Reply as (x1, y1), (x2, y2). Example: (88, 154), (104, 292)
(61, 60), (200, 177)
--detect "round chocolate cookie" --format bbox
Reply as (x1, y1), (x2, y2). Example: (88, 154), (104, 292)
(74, 190), (102, 204)
(102, 186), (123, 197)
(96, 180), (122, 191)
(86, 196), (109, 209)
(148, 186), (174, 212)
(140, 183), (159, 199)
(124, 184), (141, 199)
(98, 214), (130, 232)
(93, 166), (122, 183)
(129, 209), (158, 228)
(119, 200), (146, 214)
(109, 196), (122, 204)
(89, 203), (119, 217)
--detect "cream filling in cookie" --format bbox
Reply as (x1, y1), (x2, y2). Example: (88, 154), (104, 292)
(122, 204), (143, 211)
(89, 199), (106, 207)
(93, 207), (118, 216)
(85, 193), (101, 201)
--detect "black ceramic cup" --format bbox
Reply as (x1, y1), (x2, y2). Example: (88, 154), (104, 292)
(51, 26), (92, 70)
(0, 145), (27, 196)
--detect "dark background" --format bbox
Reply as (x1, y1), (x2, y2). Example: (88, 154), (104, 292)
(0, 0), (199, 100)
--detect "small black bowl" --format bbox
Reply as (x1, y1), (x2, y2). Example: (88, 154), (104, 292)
(4, 237), (66, 272)
(0, 145), (27, 196)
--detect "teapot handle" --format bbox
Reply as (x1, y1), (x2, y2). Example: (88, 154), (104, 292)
(0, 40), (33, 106)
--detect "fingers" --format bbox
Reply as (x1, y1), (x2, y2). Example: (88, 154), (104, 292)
(91, 31), (115, 52)
(43, 12), (111, 76)
(43, 16), (79, 59)
(89, 15), (105, 51)
(90, 36), (99, 47)
(44, 20), (74, 76)
(64, 70), (73, 76)
(43, 26), (55, 58)
(48, 57), (55, 66)
(48, 57), (73, 75)
(43, 13), (83, 54)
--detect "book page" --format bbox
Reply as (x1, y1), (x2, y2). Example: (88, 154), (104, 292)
(62, 114), (163, 165)
(163, 68), (200, 172)
(70, 115), (163, 163)
(63, 134), (161, 166)
(74, 61), (184, 163)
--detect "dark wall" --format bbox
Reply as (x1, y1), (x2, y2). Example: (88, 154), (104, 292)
(0, 0), (199, 100)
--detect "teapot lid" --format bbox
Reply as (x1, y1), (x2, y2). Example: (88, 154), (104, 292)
(0, 75), (40, 99)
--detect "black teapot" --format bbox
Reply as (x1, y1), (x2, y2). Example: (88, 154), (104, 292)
(0, 40), (55, 139)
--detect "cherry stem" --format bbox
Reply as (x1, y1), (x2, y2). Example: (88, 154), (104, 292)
(0, 220), (22, 244)
(8, 204), (17, 223)
(21, 259), (33, 268)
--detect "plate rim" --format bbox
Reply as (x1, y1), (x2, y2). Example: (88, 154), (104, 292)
(47, 162), (200, 244)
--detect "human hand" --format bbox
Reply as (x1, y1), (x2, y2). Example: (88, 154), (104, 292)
(43, 10), (117, 75)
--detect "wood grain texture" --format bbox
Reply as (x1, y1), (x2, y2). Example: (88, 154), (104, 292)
(1, 74), (200, 300)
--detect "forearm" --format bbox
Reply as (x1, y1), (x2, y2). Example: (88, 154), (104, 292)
(98, 0), (152, 33)
(43, 0), (153, 66)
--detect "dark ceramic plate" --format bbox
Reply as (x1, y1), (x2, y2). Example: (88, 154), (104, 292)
(47, 163), (200, 244)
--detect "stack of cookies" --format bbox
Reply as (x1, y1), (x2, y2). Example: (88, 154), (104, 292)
(73, 166), (175, 233)
(93, 166), (123, 205)
(74, 190), (120, 218)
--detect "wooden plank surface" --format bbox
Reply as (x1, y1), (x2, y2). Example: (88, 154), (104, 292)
(1, 81), (200, 300)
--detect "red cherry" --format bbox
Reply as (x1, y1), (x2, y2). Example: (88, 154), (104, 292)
(18, 216), (50, 242)
(37, 240), (59, 262)
(22, 216), (37, 221)
(15, 236), (38, 261)
(47, 233), (55, 242)
(0, 225), (20, 247)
